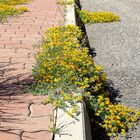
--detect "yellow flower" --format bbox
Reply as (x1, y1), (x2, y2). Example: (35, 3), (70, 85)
(98, 95), (104, 100)
(71, 106), (78, 113)
(75, 96), (83, 101)
(95, 65), (103, 72)
(112, 127), (118, 132)
(97, 98), (102, 103)
(64, 95), (71, 101)
(79, 10), (120, 24)
(84, 77), (89, 83)
(100, 102), (104, 107)
(96, 112), (100, 116)
(115, 116), (120, 120)
(121, 129), (126, 136)
(85, 91), (91, 95)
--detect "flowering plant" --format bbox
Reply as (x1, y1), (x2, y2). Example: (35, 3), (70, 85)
(32, 24), (140, 138)
(78, 10), (120, 24)
(33, 25), (107, 117)
(0, 0), (29, 22)
(86, 95), (140, 138)
(57, 0), (75, 5)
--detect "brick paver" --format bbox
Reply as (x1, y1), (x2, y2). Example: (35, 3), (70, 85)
(0, 0), (64, 139)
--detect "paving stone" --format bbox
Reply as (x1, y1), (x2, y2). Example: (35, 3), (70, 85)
(0, 130), (20, 140)
(0, 95), (11, 103)
(30, 104), (52, 117)
(0, 48), (16, 53)
(18, 73), (33, 82)
(11, 57), (33, 65)
(1, 116), (51, 132)
(0, 43), (5, 48)
(0, 57), (11, 63)
(22, 131), (52, 140)
(10, 94), (46, 104)
(0, 69), (4, 76)
(0, 103), (29, 117)
(1, 68), (31, 85)
(2, 63), (25, 72)
(0, 76), (19, 85)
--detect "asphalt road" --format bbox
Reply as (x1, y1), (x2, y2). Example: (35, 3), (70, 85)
(80, 0), (140, 139)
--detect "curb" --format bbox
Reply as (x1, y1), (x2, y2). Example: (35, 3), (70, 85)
(54, 1), (92, 140)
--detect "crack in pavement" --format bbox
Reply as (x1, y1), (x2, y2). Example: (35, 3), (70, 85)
(27, 102), (33, 116)
(19, 130), (24, 140)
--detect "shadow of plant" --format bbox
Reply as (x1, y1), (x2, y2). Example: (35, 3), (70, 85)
(0, 72), (34, 128)
(105, 80), (122, 103)
(76, 0), (96, 58)
(0, 75), (33, 96)
(0, 73), (50, 139)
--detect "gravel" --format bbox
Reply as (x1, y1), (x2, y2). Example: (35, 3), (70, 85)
(80, 0), (140, 139)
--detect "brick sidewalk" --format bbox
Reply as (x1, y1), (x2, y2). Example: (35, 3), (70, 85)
(0, 0), (64, 139)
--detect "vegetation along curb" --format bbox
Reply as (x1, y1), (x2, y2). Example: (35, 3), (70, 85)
(54, 0), (92, 140)
(31, 0), (140, 140)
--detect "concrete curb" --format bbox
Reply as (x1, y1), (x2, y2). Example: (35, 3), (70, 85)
(55, 103), (84, 140)
(54, 1), (92, 140)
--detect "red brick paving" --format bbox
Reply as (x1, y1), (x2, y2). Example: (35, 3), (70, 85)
(0, 0), (64, 139)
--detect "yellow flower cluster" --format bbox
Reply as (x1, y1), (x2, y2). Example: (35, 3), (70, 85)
(57, 0), (75, 5)
(78, 10), (120, 24)
(0, 0), (29, 22)
(33, 24), (140, 137)
(0, 0), (29, 5)
(33, 25), (107, 119)
(33, 25), (107, 94)
(96, 95), (140, 137)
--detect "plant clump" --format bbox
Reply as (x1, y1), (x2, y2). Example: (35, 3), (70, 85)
(57, 0), (75, 5)
(33, 25), (107, 117)
(32, 25), (140, 138)
(87, 95), (140, 138)
(32, 1), (139, 138)
(0, 0), (29, 22)
(0, 0), (29, 5)
(78, 10), (120, 24)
